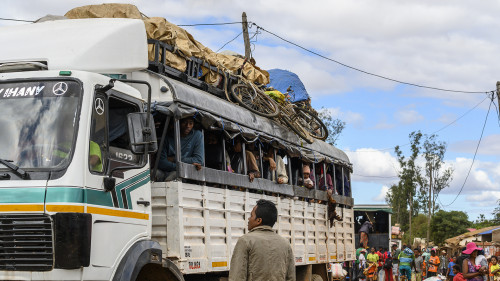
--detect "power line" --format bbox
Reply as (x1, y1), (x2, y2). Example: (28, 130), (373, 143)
(253, 23), (494, 94)
(343, 95), (489, 153)
(0, 17), (34, 23)
(216, 31), (243, 52)
(354, 174), (399, 179)
(178, 21), (242, 27)
(439, 93), (495, 207)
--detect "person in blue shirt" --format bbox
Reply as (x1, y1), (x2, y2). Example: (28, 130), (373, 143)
(157, 117), (204, 181)
(398, 245), (415, 281)
(447, 256), (457, 281)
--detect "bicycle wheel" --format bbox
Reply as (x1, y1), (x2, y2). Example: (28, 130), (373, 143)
(281, 106), (314, 144)
(295, 107), (329, 140)
(231, 83), (280, 118)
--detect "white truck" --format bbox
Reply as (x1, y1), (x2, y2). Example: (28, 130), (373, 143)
(0, 18), (355, 281)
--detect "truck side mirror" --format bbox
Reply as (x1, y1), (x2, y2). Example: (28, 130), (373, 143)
(127, 112), (158, 155)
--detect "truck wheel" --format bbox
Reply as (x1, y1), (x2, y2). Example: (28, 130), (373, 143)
(312, 274), (324, 281)
(136, 264), (182, 281)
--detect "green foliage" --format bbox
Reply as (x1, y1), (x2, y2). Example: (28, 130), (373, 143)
(430, 210), (470, 245)
(318, 108), (346, 146)
(472, 209), (500, 229)
(493, 201), (500, 224)
(411, 214), (429, 239)
(387, 131), (454, 246)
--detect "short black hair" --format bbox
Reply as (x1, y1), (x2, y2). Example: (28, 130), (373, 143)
(255, 199), (278, 227)
(452, 264), (461, 271)
(492, 256), (498, 261)
(392, 244), (397, 248)
(359, 243), (364, 248)
(431, 249), (436, 255)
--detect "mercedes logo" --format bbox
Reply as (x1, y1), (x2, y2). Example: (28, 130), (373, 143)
(52, 82), (68, 96)
(94, 98), (105, 115)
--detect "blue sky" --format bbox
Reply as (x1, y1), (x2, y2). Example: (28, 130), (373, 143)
(2, 0), (500, 221)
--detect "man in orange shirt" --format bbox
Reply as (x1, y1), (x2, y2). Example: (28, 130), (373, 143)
(428, 249), (441, 277)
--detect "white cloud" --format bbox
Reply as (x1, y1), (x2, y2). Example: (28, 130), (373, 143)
(436, 113), (457, 124)
(373, 185), (390, 202)
(443, 157), (499, 193)
(322, 107), (364, 128)
(345, 148), (400, 184)
(394, 109), (424, 124)
(450, 135), (500, 156)
(467, 191), (500, 206)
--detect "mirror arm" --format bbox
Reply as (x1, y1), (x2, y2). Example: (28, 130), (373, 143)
(152, 115), (171, 181)
(103, 79), (154, 192)
(96, 79), (115, 93)
(115, 79), (153, 159)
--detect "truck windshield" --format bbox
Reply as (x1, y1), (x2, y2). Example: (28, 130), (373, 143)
(0, 80), (82, 169)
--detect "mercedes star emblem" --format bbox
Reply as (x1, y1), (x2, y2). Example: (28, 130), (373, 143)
(52, 82), (68, 96)
(95, 98), (105, 115)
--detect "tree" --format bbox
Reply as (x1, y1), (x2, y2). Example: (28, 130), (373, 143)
(387, 131), (454, 246)
(422, 134), (454, 244)
(472, 214), (497, 229)
(394, 131), (423, 245)
(492, 200), (500, 224)
(318, 108), (346, 146)
(431, 210), (471, 245)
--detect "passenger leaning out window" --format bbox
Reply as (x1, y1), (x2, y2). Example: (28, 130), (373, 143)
(298, 164), (314, 189)
(156, 116), (204, 181)
(263, 147), (288, 184)
(230, 138), (260, 182)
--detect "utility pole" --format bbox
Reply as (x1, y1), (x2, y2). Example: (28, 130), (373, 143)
(427, 164), (432, 246)
(496, 82), (500, 114)
(242, 12), (251, 59)
(409, 191), (413, 246)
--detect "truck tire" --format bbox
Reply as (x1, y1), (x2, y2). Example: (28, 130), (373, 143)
(136, 263), (184, 281)
(312, 274), (324, 281)
(111, 240), (184, 281)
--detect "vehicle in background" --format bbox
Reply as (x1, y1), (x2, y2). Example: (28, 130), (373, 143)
(354, 205), (393, 250)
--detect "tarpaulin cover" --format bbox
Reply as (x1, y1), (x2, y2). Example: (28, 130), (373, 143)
(150, 74), (352, 169)
(267, 69), (310, 102)
(65, 3), (270, 85)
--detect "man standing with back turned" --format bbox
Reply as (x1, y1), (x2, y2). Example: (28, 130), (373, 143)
(229, 199), (295, 281)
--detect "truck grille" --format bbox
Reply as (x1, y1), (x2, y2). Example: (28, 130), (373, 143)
(0, 214), (53, 271)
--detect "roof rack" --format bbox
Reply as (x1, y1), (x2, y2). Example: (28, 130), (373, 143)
(147, 39), (239, 99)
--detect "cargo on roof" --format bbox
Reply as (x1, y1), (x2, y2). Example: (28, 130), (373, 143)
(65, 3), (270, 85)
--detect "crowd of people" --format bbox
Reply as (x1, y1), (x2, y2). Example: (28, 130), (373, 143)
(354, 242), (500, 281)
(154, 116), (352, 196)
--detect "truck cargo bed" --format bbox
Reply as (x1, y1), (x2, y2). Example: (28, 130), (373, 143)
(151, 182), (354, 274)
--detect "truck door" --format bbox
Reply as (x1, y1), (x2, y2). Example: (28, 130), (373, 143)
(85, 89), (151, 269)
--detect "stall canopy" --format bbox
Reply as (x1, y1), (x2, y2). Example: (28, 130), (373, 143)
(479, 227), (500, 235)
(151, 73), (352, 168)
(354, 205), (393, 213)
